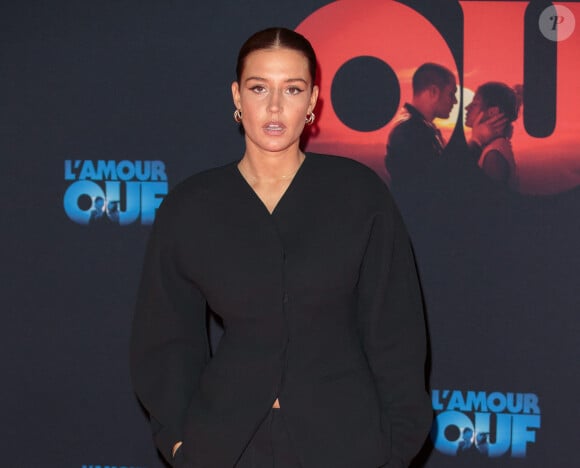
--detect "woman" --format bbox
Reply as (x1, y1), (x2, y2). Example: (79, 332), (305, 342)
(465, 82), (523, 189)
(130, 28), (431, 468)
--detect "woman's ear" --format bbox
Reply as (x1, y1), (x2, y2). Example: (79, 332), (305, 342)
(487, 106), (500, 117)
(308, 85), (319, 114)
(231, 81), (241, 110)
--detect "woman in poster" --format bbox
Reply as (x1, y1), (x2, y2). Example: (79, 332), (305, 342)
(130, 27), (431, 468)
(465, 82), (523, 189)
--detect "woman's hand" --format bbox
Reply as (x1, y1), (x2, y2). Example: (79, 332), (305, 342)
(471, 111), (508, 147)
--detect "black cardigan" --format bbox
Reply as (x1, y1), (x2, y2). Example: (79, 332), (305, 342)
(130, 153), (432, 467)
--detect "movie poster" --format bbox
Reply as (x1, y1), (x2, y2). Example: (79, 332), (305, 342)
(296, 2), (579, 466)
(1, 1), (577, 467)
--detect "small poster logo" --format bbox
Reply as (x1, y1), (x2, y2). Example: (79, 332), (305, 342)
(64, 160), (168, 225)
(431, 389), (541, 458)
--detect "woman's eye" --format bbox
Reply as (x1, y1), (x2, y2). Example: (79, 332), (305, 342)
(250, 85), (266, 94)
(287, 87), (303, 95)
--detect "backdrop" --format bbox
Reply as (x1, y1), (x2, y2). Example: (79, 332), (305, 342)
(2, 1), (578, 467)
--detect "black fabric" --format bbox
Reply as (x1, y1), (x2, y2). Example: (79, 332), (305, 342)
(234, 408), (302, 468)
(385, 103), (444, 190)
(130, 153), (431, 468)
(176, 408), (403, 468)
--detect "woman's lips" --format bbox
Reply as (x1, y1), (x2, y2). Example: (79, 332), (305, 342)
(263, 122), (285, 134)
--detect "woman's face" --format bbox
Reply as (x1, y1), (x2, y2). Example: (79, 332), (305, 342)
(465, 92), (485, 128)
(231, 47), (318, 157)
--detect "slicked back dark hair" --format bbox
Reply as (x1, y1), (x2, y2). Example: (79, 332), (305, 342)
(236, 27), (317, 87)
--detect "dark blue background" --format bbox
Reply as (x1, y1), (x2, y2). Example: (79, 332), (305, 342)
(1, 1), (577, 467)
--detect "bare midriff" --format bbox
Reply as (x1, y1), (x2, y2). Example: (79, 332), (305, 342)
(272, 398), (280, 408)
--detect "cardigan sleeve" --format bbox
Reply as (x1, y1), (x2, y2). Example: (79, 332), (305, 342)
(356, 187), (432, 467)
(130, 198), (210, 465)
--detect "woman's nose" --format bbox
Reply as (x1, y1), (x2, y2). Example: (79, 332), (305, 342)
(268, 90), (281, 113)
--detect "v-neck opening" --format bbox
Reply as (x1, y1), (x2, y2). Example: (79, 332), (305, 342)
(233, 154), (309, 216)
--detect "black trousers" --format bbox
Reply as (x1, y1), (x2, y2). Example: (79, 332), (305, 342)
(235, 408), (302, 468)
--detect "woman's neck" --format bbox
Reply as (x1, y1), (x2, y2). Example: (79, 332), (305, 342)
(239, 149), (305, 183)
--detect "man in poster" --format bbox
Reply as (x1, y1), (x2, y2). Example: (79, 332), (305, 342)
(385, 62), (506, 191)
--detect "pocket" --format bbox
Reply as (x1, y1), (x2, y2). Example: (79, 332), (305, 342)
(172, 445), (185, 467)
(377, 418), (393, 464)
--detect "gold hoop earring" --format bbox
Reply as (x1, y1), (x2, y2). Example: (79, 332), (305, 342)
(305, 112), (315, 126)
(233, 109), (242, 123)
